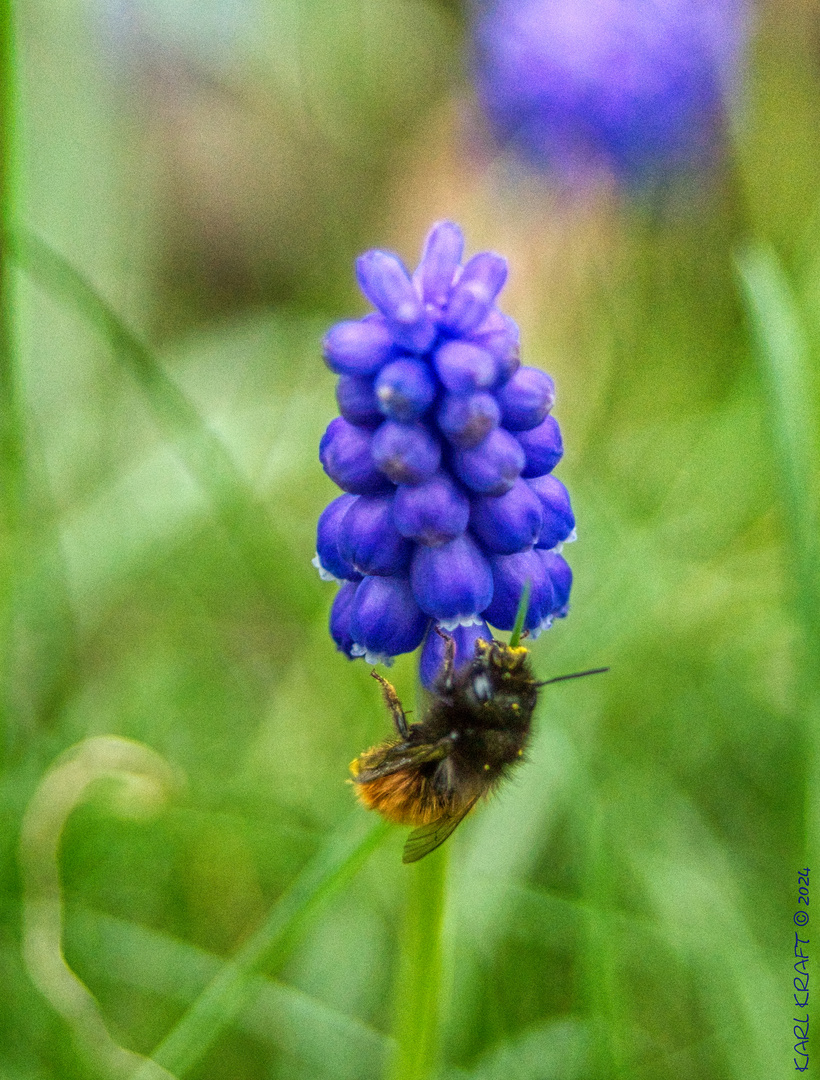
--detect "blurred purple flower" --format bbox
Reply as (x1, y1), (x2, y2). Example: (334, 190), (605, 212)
(472, 0), (747, 185)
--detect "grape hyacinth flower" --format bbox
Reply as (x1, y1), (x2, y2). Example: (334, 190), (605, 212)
(316, 222), (576, 683)
(472, 0), (747, 186)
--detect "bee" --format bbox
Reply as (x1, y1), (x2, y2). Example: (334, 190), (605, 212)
(350, 630), (606, 863)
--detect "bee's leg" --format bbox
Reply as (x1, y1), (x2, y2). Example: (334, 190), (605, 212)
(434, 625), (457, 689)
(371, 671), (410, 738)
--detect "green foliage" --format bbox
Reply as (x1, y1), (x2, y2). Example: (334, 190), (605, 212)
(1, 2), (818, 1079)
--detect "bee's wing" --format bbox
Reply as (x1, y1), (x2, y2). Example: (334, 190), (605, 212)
(352, 738), (452, 784)
(402, 797), (480, 864)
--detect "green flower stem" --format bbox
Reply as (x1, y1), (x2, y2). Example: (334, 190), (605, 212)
(6, 227), (307, 618)
(134, 813), (391, 1080)
(736, 245), (820, 865)
(389, 845), (449, 1080)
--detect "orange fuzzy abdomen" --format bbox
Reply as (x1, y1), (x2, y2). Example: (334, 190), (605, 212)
(353, 768), (450, 826)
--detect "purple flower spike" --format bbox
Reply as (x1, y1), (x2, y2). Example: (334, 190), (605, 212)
(497, 367), (556, 431)
(330, 580), (360, 657)
(356, 250), (435, 353)
(437, 392), (501, 449)
(528, 474), (575, 549)
(393, 473), (471, 546)
(316, 222), (576, 666)
(349, 576), (429, 664)
(314, 494), (363, 582)
(337, 494), (413, 577)
(336, 374), (383, 428)
(372, 421), (442, 486)
(320, 417), (394, 495)
(441, 252), (509, 336)
(517, 414), (564, 478)
(541, 550), (572, 616)
(454, 427), (525, 495)
(323, 315), (395, 376)
(483, 549), (557, 635)
(376, 358), (437, 422)
(411, 534), (494, 626)
(419, 619), (492, 690)
(434, 340), (497, 395)
(414, 221), (465, 309)
(470, 478), (544, 554)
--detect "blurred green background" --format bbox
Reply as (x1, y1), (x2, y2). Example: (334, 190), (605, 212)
(2, 1), (819, 1078)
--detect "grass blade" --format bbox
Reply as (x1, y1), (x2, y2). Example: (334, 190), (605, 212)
(736, 243), (820, 890)
(735, 245), (820, 627)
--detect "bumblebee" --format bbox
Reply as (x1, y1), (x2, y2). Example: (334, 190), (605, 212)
(350, 631), (605, 862)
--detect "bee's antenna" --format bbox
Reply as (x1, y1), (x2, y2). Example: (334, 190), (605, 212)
(535, 667), (609, 687)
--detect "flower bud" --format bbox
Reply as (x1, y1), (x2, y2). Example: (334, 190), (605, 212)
(470, 310), (520, 383)
(419, 620), (491, 690)
(541, 550), (572, 616)
(393, 474), (470, 546)
(434, 340), (497, 395)
(413, 220), (465, 309)
(320, 417), (394, 495)
(356, 250), (435, 353)
(376, 358), (436, 422)
(411, 534), (493, 625)
(470, 478), (543, 554)
(337, 494), (413, 577)
(441, 252), (509, 335)
(496, 367), (555, 431)
(528, 474), (575, 549)
(330, 580), (360, 657)
(372, 420), (441, 486)
(322, 315), (395, 376)
(454, 427), (525, 495)
(437, 392), (501, 449)
(483, 549), (557, 635)
(314, 493), (362, 581)
(349, 576), (429, 662)
(517, 414), (564, 478)
(336, 374), (383, 427)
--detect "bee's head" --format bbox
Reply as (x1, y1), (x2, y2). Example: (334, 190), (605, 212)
(474, 638), (530, 675)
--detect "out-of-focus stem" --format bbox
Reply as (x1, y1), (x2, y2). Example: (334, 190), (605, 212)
(136, 814), (391, 1079)
(0, 0), (24, 765)
(7, 228), (305, 618)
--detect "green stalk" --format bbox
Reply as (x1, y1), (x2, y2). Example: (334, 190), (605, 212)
(134, 813), (390, 1079)
(389, 845), (449, 1080)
